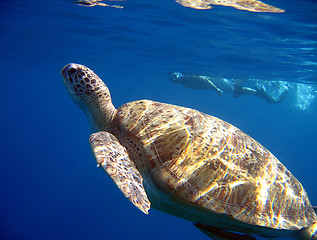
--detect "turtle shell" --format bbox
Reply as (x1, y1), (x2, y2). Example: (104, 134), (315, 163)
(113, 100), (316, 230)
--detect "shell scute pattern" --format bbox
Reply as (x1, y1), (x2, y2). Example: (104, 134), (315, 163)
(114, 100), (316, 230)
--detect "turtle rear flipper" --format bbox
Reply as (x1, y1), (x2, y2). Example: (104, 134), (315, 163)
(194, 223), (256, 240)
(89, 131), (151, 214)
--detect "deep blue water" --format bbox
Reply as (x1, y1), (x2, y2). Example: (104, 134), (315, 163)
(1, 0), (316, 239)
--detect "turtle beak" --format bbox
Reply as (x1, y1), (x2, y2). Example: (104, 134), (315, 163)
(61, 63), (81, 99)
(61, 63), (84, 89)
(61, 63), (80, 78)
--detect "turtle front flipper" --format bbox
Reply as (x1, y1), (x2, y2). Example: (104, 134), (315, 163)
(89, 131), (151, 214)
(194, 223), (256, 240)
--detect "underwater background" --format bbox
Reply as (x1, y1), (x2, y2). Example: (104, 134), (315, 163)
(1, 0), (316, 239)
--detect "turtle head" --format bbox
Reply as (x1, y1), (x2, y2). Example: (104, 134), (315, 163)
(62, 63), (116, 131)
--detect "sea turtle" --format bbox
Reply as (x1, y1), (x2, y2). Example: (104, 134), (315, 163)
(61, 63), (316, 240)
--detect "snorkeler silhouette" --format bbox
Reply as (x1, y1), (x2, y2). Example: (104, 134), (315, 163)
(169, 72), (289, 104)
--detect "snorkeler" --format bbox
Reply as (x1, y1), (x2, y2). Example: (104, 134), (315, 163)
(169, 72), (289, 104)
(254, 85), (289, 103)
(168, 72), (224, 95)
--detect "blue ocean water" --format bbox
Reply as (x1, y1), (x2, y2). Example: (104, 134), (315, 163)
(1, 0), (316, 239)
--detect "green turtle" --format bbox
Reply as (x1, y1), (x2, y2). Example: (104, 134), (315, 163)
(62, 63), (316, 240)
(175, 0), (284, 12)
